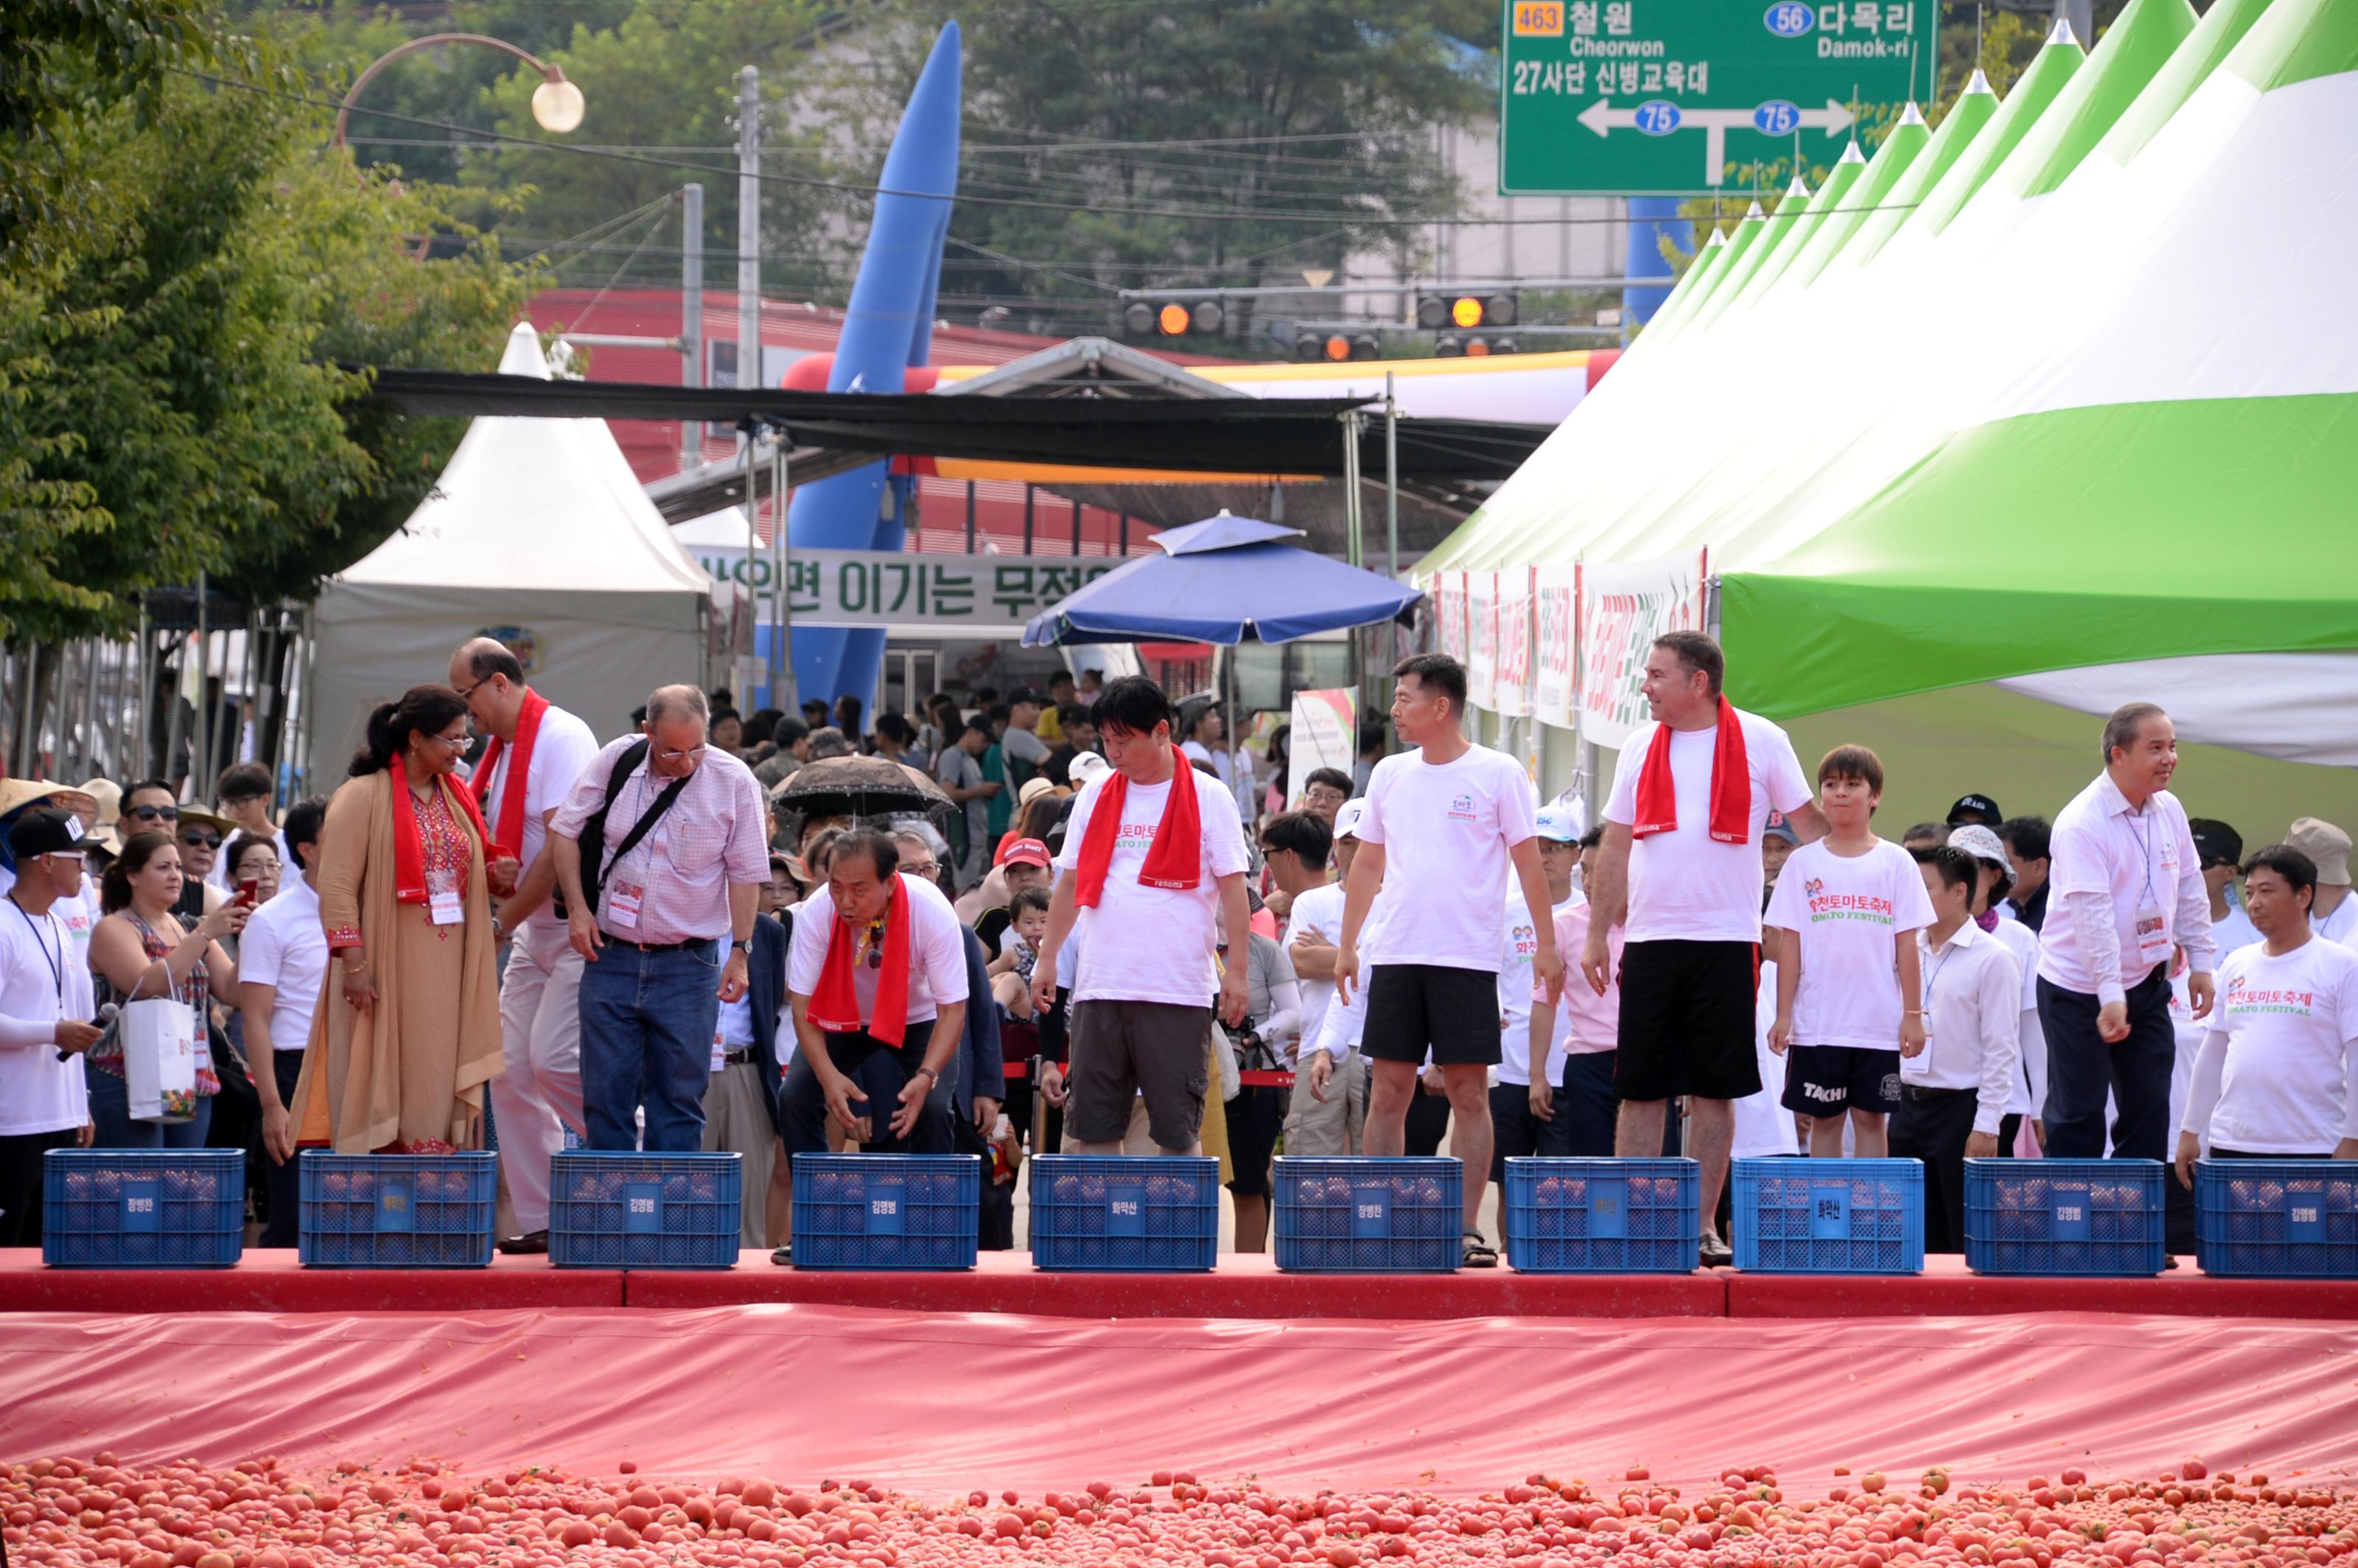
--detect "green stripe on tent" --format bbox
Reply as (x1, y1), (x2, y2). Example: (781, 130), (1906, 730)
(1786, 111), (1929, 287)
(1843, 80), (2001, 267)
(1732, 152), (1865, 308)
(1720, 393), (2358, 718)
(2227, 0), (2358, 91)
(1694, 176), (1814, 329)
(2001, 0), (2198, 199)
(2099, 0), (2278, 165)
(1651, 206), (1766, 341)
(1914, 35), (2085, 234)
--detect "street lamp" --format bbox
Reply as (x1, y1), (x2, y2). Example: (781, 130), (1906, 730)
(333, 32), (584, 149)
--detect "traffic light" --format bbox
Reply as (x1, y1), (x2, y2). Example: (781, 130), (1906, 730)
(1122, 297), (1223, 337)
(1292, 331), (1382, 362)
(1433, 332), (1519, 358)
(1415, 292), (1519, 332)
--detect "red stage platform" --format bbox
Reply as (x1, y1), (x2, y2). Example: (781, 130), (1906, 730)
(6, 1247), (2355, 1318)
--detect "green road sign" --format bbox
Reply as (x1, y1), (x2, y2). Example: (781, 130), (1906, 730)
(1499, 0), (1939, 195)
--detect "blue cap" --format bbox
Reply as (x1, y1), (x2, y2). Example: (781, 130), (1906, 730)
(1762, 811), (1799, 846)
(1535, 805), (1581, 842)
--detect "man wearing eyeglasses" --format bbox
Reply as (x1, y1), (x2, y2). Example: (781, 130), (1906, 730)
(552, 685), (771, 1154)
(447, 639), (603, 1253)
(121, 781), (232, 923)
(206, 763), (287, 898)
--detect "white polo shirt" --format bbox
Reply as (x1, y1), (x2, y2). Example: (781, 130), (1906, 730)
(237, 875), (329, 1053)
(2037, 771), (2214, 1004)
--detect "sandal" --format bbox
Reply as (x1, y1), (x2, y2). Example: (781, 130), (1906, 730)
(1461, 1231), (1500, 1269)
(769, 1244), (793, 1267)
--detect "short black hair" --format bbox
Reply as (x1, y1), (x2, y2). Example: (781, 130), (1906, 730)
(1998, 816), (2051, 861)
(1816, 743), (1884, 795)
(1391, 653), (1467, 715)
(1057, 702), (1090, 729)
(875, 712), (917, 746)
(963, 715), (996, 740)
(282, 797), (328, 872)
(1653, 630), (1725, 696)
(214, 761), (272, 802)
(1919, 844), (1978, 898)
(1304, 766), (1353, 797)
(2242, 843), (2317, 906)
(124, 777), (175, 802)
(1357, 723), (1385, 757)
(772, 714), (810, 749)
(1259, 809), (1333, 872)
(1579, 825), (1606, 849)
(1902, 821), (1948, 847)
(1011, 885), (1053, 917)
(829, 828), (900, 882)
(1048, 671), (1076, 691)
(1091, 675), (1176, 739)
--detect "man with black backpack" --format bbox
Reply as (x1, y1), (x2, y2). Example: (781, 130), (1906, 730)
(551, 685), (772, 1152)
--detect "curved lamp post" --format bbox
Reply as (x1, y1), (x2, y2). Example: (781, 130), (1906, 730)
(333, 32), (584, 149)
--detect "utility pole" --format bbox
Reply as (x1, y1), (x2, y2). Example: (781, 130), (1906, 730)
(735, 66), (761, 407)
(679, 181), (704, 469)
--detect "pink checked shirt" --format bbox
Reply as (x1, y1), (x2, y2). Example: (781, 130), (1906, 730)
(550, 737), (771, 945)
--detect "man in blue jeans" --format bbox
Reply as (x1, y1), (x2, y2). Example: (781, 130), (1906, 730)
(551, 685), (770, 1151)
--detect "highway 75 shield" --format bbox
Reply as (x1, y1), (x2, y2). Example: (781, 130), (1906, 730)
(1499, 0), (1937, 195)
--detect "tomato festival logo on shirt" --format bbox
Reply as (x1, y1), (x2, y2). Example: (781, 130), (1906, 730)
(1447, 792), (1478, 822)
(2224, 974), (2316, 1015)
(1113, 822), (1159, 849)
(1802, 878), (1895, 925)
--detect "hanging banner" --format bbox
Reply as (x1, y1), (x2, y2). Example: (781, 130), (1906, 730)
(683, 545), (1120, 634)
(1435, 571), (1468, 665)
(1467, 571), (1498, 713)
(1576, 550), (1709, 749)
(1286, 688), (1356, 808)
(1493, 567), (1534, 718)
(1533, 562), (1579, 731)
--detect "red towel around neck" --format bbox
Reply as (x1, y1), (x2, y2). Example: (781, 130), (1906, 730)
(469, 687), (547, 864)
(808, 875), (912, 1044)
(1631, 696), (1751, 844)
(1074, 754), (1202, 908)
(391, 771), (492, 904)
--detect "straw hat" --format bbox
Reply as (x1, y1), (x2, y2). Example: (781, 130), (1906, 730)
(76, 777), (124, 854)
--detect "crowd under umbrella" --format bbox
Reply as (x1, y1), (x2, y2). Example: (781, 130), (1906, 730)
(1021, 512), (1424, 761)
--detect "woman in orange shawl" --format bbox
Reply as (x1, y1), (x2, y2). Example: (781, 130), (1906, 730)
(292, 685), (507, 1154)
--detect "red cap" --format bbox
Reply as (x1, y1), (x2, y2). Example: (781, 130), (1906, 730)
(999, 837), (1052, 869)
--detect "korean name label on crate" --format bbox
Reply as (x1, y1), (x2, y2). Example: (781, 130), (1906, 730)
(867, 1179), (907, 1236)
(1108, 1183), (1147, 1239)
(1351, 1186), (1393, 1238)
(623, 1181), (663, 1235)
(122, 1179), (160, 1233)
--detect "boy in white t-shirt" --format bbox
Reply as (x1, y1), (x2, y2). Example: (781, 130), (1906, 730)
(1766, 745), (1934, 1158)
(2177, 843), (2358, 1183)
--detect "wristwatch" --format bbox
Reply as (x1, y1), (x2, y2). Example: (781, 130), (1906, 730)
(730, 938), (752, 954)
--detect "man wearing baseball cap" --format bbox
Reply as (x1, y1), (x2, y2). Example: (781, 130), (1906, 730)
(2287, 818), (2357, 946)
(2187, 820), (2259, 959)
(1947, 794), (2004, 830)
(1488, 805), (1584, 1237)
(0, 809), (99, 1245)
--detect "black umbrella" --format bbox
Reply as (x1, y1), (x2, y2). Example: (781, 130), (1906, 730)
(769, 755), (951, 822)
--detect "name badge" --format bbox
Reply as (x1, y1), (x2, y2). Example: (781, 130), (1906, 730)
(427, 868), (463, 925)
(609, 879), (645, 930)
(711, 1027), (727, 1074)
(2134, 902), (2172, 967)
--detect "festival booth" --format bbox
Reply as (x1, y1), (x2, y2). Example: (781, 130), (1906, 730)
(308, 323), (713, 766)
(1418, 0), (2358, 830)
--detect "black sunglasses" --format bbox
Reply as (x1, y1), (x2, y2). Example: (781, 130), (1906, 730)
(128, 804), (180, 822)
(178, 830), (223, 850)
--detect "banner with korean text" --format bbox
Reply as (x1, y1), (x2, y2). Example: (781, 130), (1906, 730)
(1577, 550), (1709, 749)
(1493, 566), (1534, 718)
(1467, 571), (1498, 712)
(685, 545), (1119, 634)
(1435, 571), (1468, 665)
(1532, 562), (1579, 732)
(1286, 688), (1356, 809)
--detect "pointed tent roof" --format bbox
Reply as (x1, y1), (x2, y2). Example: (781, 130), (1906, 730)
(342, 322), (710, 596)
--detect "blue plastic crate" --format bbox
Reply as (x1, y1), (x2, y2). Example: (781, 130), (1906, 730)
(1504, 1158), (1698, 1273)
(1732, 1157), (1923, 1274)
(1273, 1157), (1461, 1273)
(300, 1153), (497, 1267)
(550, 1151), (741, 1268)
(1962, 1158), (2166, 1276)
(1028, 1155), (1219, 1272)
(2194, 1160), (2358, 1279)
(42, 1150), (244, 1267)
(791, 1154), (980, 1270)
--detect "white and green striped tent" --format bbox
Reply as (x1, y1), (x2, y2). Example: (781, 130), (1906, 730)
(1424, 0), (2358, 828)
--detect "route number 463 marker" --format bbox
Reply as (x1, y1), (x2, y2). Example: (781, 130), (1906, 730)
(1578, 96), (1855, 187)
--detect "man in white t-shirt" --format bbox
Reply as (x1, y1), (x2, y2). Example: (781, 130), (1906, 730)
(2178, 843), (2358, 1183)
(1273, 800), (1371, 1155)
(0, 810), (99, 1247)
(783, 830), (970, 1157)
(1034, 677), (1251, 1157)
(238, 797), (330, 1248)
(449, 637), (603, 1252)
(2036, 703), (2214, 1174)
(1492, 805), (1581, 1233)
(1337, 654), (1557, 1267)
(1583, 631), (1822, 1267)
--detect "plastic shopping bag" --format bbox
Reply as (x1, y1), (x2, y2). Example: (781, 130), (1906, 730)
(120, 998), (200, 1123)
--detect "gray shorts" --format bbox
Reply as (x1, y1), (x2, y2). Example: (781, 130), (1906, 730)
(1281, 1050), (1369, 1155)
(1066, 998), (1211, 1151)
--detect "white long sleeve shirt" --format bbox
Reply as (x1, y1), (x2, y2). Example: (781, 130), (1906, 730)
(1909, 921), (2023, 1137)
(2037, 771), (2214, 1006)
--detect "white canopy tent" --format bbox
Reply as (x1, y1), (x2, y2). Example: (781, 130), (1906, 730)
(309, 323), (712, 774)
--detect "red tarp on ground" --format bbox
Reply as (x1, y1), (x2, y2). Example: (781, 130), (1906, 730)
(4, 1306), (2354, 1494)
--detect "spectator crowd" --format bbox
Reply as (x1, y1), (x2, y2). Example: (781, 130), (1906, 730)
(1, 631), (2353, 1268)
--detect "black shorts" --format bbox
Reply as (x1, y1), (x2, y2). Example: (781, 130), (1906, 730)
(1614, 939), (1760, 1102)
(1362, 964), (1503, 1066)
(1780, 1045), (1903, 1116)
(1222, 1084), (1287, 1197)
(1488, 1079), (1572, 1179)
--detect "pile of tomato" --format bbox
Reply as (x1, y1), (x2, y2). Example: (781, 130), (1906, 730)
(10, 1453), (2355, 1568)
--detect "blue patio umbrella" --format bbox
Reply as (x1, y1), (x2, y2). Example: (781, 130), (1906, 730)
(1020, 514), (1422, 647)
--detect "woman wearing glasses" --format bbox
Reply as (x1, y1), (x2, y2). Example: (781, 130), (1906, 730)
(287, 685), (508, 1155)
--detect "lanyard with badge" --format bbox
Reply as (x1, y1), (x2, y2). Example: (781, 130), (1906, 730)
(1914, 938), (1954, 1079)
(607, 771), (669, 931)
(2127, 808), (2173, 969)
(10, 895), (63, 1012)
